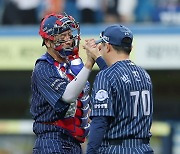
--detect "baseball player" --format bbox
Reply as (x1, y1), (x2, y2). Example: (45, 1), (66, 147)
(84, 25), (154, 154)
(30, 13), (95, 154)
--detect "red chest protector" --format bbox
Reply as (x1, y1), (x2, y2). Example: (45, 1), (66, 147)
(52, 58), (90, 143)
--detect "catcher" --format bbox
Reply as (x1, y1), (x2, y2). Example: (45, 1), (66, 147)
(30, 13), (94, 154)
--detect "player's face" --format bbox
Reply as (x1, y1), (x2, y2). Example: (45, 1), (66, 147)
(53, 30), (73, 48)
(99, 43), (108, 58)
(99, 42), (111, 65)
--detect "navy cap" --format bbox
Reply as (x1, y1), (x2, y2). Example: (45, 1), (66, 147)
(96, 24), (133, 47)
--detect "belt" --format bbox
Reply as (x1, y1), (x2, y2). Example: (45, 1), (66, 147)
(108, 138), (149, 145)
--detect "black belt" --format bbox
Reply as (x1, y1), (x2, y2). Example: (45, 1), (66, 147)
(108, 138), (149, 145)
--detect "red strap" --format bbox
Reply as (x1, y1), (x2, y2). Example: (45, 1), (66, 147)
(66, 74), (74, 80)
(53, 118), (75, 132)
(54, 61), (59, 67)
(77, 100), (82, 108)
(46, 118), (83, 135)
(78, 92), (84, 98)
(74, 117), (81, 126)
(60, 66), (66, 72)
(49, 118), (85, 143)
(75, 108), (83, 117)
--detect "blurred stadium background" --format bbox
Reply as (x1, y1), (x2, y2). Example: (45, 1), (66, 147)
(0, 0), (180, 154)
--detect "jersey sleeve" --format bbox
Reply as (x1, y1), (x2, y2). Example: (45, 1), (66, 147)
(90, 71), (114, 118)
(34, 61), (68, 109)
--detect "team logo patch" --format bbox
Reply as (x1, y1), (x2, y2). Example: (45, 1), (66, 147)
(95, 90), (109, 101)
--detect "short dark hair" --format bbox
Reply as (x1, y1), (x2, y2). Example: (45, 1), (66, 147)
(112, 45), (131, 54)
(112, 37), (132, 54)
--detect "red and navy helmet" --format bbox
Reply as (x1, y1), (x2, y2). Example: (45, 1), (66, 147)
(39, 13), (80, 57)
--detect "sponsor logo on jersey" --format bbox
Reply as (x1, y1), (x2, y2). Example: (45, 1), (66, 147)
(94, 103), (108, 109)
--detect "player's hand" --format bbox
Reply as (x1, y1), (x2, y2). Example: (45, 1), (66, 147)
(83, 39), (96, 69)
(83, 39), (101, 61)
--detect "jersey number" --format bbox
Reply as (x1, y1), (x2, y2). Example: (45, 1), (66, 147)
(130, 90), (150, 117)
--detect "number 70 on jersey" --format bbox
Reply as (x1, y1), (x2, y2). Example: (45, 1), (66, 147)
(130, 90), (151, 117)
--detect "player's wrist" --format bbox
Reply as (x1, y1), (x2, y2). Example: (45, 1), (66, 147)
(85, 59), (95, 70)
(93, 52), (101, 61)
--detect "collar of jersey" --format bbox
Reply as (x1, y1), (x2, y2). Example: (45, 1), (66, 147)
(36, 52), (54, 65)
(44, 52), (55, 64)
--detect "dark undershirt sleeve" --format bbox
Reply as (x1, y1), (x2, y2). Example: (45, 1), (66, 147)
(86, 116), (110, 154)
(96, 56), (108, 70)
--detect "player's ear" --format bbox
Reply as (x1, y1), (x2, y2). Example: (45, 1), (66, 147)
(106, 43), (111, 53)
(45, 39), (51, 48)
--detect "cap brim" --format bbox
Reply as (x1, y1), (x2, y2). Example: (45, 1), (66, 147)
(95, 39), (103, 44)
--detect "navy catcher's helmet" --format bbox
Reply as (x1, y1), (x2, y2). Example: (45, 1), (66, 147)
(39, 13), (80, 58)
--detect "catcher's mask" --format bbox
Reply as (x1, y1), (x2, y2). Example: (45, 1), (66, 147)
(39, 13), (80, 58)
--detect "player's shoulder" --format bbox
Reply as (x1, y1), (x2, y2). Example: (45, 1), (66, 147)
(118, 60), (149, 74)
(130, 63), (152, 82)
(141, 68), (151, 80)
(34, 60), (51, 71)
(36, 52), (54, 64)
(135, 64), (151, 76)
(101, 61), (125, 76)
(33, 54), (55, 75)
(96, 65), (114, 80)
